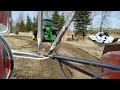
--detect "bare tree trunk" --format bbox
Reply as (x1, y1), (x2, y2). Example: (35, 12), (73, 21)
(90, 11), (99, 31)
(99, 11), (111, 32)
(100, 11), (105, 32)
(90, 12), (94, 31)
(16, 11), (24, 24)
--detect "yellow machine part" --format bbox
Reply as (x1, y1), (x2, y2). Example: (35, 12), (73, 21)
(32, 35), (35, 39)
(32, 34), (38, 40)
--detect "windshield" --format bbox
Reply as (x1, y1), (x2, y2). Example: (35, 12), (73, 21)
(43, 19), (52, 26)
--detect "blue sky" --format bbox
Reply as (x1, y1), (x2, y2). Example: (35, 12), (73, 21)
(12, 11), (120, 29)
(92, 11), (120, 29)
(12, 11), (37, 23)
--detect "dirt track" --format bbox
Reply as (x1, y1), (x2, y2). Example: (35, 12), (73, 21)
(4, 35), (102, 79)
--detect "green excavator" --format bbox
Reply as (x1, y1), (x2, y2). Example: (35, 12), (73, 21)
(32, 19), (58, 42)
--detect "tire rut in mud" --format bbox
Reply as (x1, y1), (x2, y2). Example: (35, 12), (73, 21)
(58, 43), (101, 75)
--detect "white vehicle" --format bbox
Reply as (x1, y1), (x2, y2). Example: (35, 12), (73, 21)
(88, 32), (119, 43)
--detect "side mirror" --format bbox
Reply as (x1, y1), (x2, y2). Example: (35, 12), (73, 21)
(0, 11), (11, 35)
(0, 35), (13, 79)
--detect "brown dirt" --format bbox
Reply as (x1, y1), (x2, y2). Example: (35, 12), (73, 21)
(4, 32), (117, 79)
(4, 36), (67, 79)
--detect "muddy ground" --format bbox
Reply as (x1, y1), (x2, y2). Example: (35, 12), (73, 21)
(4, 33), (119, 79)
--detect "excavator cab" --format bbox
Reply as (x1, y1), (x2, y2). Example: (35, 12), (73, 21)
(32, 19), (58, 42)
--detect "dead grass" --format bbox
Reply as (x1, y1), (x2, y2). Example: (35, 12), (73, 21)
(3, 31), (120, 79)
(62, 33), (120, 59)
(4, 36), (68, 79)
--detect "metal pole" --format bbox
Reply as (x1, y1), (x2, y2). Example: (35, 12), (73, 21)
(52, 55), (120, 71)
(37, 11), (43, 53)
(59, 60), (96, 77)
(48, 11), (76, 54)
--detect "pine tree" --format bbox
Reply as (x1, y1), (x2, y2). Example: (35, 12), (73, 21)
(26, 15), (32, 32)
(14, 23), (20, 34)
(20, 20), (25, 32)
(73, 11), (91, 39)
(52, 11), (60, 29)
(59, 14), (65, 29)
(35, 16), (38, 29)
(32, 16), (36, 33)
